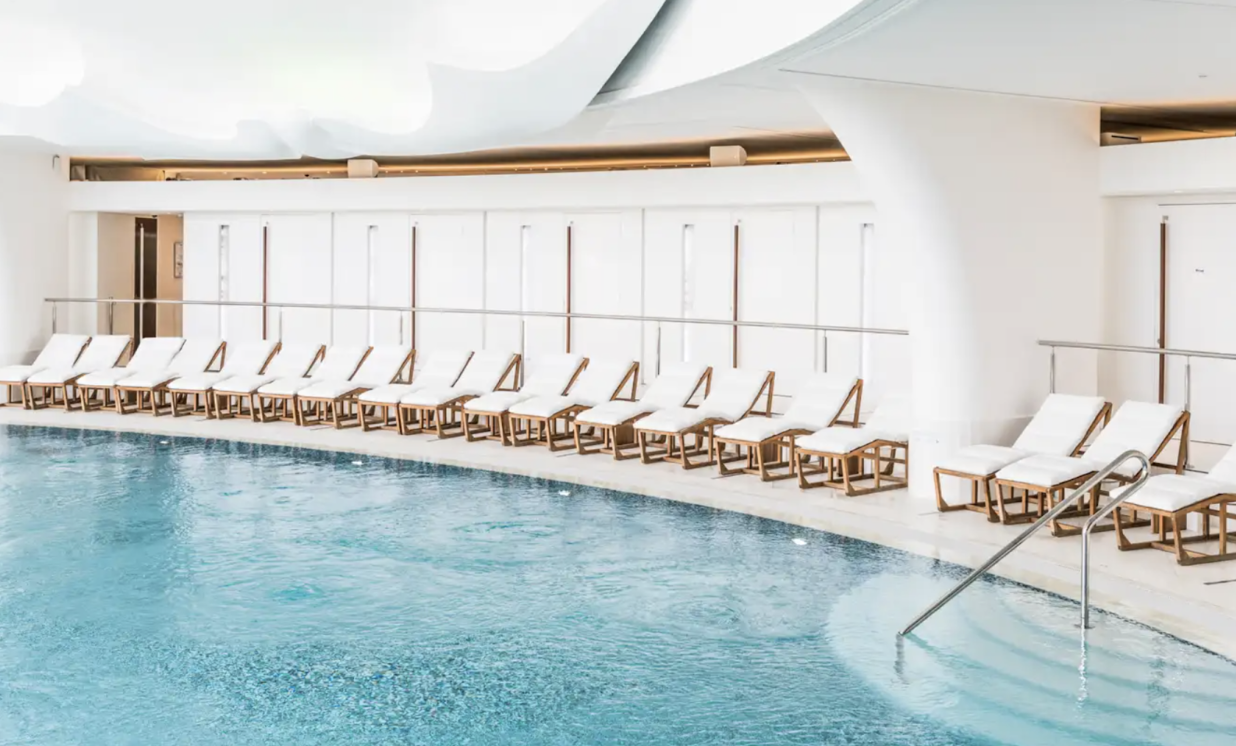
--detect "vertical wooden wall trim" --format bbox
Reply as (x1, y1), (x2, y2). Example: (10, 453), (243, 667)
(261, 223), (269, 340)
(732, 222), (740, 368)
(565, 223), (573, 353)
(1157, 217), (1168, 404)
(410, 223), (418, 351)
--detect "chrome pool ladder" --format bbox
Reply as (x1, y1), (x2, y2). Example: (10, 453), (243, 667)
(899, 450), (1152, 637)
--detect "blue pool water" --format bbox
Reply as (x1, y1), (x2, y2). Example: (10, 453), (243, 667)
(0, 426), (1233, 745)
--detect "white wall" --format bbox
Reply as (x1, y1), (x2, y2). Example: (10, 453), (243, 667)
(1101, 193), (1236, 470)
(68, 163), (909, 410)
(0, 149), (69, 363)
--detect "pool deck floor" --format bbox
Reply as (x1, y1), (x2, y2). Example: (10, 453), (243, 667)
(2, 405), (1233, 660)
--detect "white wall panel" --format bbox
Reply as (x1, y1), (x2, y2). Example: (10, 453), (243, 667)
(332, 213), (412, 349)
(1163, 204), (1236, 447)
(817, 207), (866, 384)
(484, 211), (567, 361)
(568, 210), (643, 367)
(643, 209), (734, 378)
(182, 213), (262, 341)
(736, 207), (817, 397)
(415, 214), (485, 359)
(265, 213), (333, 346)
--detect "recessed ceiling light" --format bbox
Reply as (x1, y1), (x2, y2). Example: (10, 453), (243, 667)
(1199, 74), (1209, 79)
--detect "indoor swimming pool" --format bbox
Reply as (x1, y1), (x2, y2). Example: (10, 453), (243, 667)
(0, 425), (1232, 745)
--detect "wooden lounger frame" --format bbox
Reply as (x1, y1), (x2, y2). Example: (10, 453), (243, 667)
(934, 402), (1112, 522)
(112, 343), (228, 416)
(635, 372), (776, 470)
(168, 344), (281, 419)
(1113, 492), (1236, 565)
(505, 362), (639, 450)
(359, 352), (474, 432)
(572, 368), (712, 460)
(793, 433), (909, 496)
(212, 346), (325, 422)
(253, 349), (371, 424)
(295, 350), (415, 429)
(991, 411), (1189, 537)
(396, 355), (522, 438)
(24, 340), (133, 412)
(713, 379), (863, 482)
(463, 358), (586, 445)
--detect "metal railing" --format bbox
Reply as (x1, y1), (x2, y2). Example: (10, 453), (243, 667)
(46, 296), (908, 380)
(899, 450), (1152, 637)
(1041, 339), (1236, 413)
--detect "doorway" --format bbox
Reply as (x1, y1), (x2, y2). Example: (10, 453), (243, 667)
(135, 217), (157, 339)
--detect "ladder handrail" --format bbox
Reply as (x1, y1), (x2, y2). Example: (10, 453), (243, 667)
(899, 450), (1151, 637)
(1080, 470), (1153, 629)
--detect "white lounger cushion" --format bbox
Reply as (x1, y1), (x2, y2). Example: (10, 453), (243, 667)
(1115, 446), (1236, 512)
(713, 416), (811, 443)
(465, 390), (534, 414)
(636, 368), (771, 434)
(935, 444), (1028, 477)
(167, 341), (278, 392)
(508, 359), (635, 418)
(401, 351), (518, 406)
(574, 362), (709, 426)
(795, 395), (912, 454)
(996, 401), (1185, 485)
(116, 338), (225, 388)
(0, 334), (92, 383)
(25, 336), (132, 385)
(298, 345), (412, 399)
(360, 350), (474, 405)
(463, 353), (584, 414)
(76, 337), (185, 386)
(574, 400), (657, 427)
(255, 346), (369, 397)
(212, 344), (324, 394)
(935, 394), (1109, 476)
(714, 373), (859, 442)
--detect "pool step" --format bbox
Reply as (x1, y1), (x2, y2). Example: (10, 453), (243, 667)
(827, 574), (1236, 746)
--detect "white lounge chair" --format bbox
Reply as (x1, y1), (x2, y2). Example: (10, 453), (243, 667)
(253, 346), (370, 423)
(713, 373), (863, 482)
(397, 351), (521, 438)
(113, 338), (226, 415)
(1113, 446), (1236, 565)
(165, 340), (280, 417)
(934, 394), (1111, 521)
(210, 344), (325, 420)
(294, 345), (414, 428)
(572, 363), (711, 460)
(24, 335), (132, 410)
(634, 367), (775, 470)
(507, 359), (639, 450)
(358, 350), (474, 431)
(75, 337), (185, 412)
(794, 394), (912, 495)
(992, 401), (1189, 536)
(0, 334), (90, 407)
(462, 353), (587, 444)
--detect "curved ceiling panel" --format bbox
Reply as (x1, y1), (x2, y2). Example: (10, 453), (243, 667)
(0, 0), (664, 158)
(596, 0), (867, 104)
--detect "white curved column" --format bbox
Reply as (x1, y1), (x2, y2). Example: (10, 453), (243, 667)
(0, 148), (69, 363)
(800, 78), (1102, 498)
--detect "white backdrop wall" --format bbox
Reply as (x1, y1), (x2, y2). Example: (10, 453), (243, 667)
(171, 204), (907, 409)
(1101, 194), (1236, 470)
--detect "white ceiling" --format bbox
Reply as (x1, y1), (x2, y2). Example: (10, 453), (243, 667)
(5, 0), (1236, 160)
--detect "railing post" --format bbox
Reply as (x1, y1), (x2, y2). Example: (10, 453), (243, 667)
(399, 314), (405, 346)
(278, 307), (284, 342)
(1184, 355), (1192, 412)
(107, 299), (115, 335)
(1050, 346), (1057, 393)
(51, 303), (57, 334)
(823, 330), (829, 374)
(519, 319), (527, 387)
